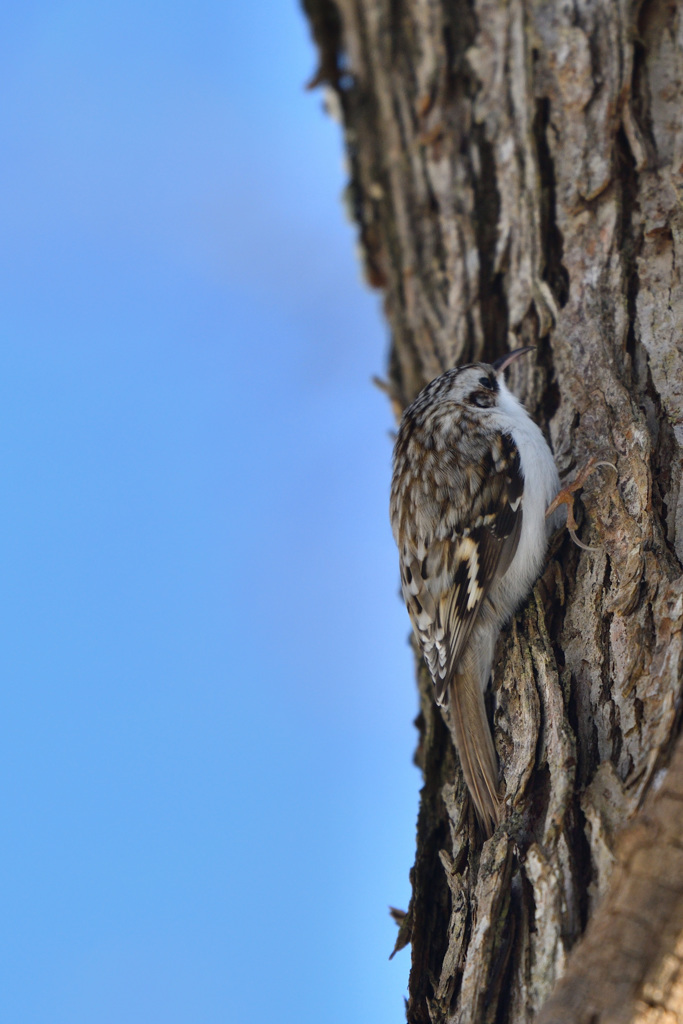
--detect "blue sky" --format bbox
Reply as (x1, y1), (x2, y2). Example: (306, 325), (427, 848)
(0, 3), (421, 1022)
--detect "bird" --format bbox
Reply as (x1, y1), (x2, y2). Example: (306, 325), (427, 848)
(390, 348), (560, 831)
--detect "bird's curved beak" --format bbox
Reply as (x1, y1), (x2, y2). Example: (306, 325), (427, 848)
(492, 346), (535, 375)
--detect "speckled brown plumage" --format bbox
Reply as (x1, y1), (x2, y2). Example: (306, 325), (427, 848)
(390, 353), (560, 830)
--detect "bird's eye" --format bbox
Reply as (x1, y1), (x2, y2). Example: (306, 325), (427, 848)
(479, 376), (494, 389)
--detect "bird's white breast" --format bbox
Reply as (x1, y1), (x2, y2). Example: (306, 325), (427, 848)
(492, 380), (560, 611)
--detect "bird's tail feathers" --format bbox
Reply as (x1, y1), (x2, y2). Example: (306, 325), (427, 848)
(448, 669), (501, 834)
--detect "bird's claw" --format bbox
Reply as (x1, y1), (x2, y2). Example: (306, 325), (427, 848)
(545, 455), (618, 551)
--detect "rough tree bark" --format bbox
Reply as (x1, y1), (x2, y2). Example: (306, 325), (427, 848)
(302, 1), (683, 1021)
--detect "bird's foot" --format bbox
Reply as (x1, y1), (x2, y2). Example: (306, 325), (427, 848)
(545, 455), (618, 551)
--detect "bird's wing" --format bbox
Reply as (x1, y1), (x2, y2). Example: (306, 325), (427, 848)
(400, 433), (523, 704)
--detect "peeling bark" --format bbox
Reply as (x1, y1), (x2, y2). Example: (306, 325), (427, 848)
(302, 0), (683, 1020)
(538, 734), (683, 1024)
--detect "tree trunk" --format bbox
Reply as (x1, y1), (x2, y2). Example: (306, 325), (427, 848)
(302, 1), (683, 1021)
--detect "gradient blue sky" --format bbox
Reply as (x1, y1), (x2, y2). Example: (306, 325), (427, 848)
(0, 3), (422, 1022)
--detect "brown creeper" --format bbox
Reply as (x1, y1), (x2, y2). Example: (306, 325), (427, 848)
(390, 348), (560, 831)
